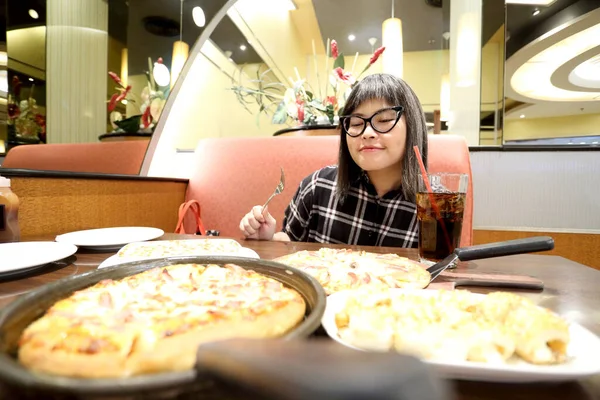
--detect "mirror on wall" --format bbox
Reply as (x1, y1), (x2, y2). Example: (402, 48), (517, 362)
(503, 0), (600, 146)
(1, 0), (46, 152)
(479, 0), (505, 146)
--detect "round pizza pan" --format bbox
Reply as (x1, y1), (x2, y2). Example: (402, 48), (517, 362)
(0, 256), (327, 398)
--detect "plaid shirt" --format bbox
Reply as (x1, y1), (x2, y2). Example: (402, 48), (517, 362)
(282, 166), (419, 247)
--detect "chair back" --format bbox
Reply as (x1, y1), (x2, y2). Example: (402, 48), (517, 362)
(1, 141), (149, 175)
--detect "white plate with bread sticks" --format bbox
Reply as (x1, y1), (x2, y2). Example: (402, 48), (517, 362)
(322, 288), (600, 382)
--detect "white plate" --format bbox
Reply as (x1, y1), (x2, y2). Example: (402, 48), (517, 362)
(98, 247), (260, 269)
(55, 227), (164, 250)
(322, 289), (600, 383)
(0, 242), (78, 277)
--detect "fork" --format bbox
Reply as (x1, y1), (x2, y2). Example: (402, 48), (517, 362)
(262, 167), (285, 214)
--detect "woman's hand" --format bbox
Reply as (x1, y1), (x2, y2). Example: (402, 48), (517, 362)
(239, 206), (277, 240)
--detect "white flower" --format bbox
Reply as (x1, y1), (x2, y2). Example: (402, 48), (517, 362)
(284, 88), (298, 118)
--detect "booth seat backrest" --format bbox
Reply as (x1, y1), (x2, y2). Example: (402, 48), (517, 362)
(186, 134), (473, 246)
(185, 136), (340, 238)
(1, 141), (149, 175)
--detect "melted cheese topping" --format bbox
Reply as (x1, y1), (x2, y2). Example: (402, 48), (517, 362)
(336, 289), (570, 365)
(20, 263), (301, 355)
(277, 248), (430, 294)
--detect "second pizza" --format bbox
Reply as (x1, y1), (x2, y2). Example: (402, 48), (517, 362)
(274, 248), (430, 295)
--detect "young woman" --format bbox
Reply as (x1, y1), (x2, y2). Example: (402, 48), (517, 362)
(239, 73), (428, 247)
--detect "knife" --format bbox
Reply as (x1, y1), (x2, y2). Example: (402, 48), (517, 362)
(427, 236), (555, 283)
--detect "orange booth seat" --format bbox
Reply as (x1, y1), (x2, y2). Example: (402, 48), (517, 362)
(0, 141), (149, 175)
(185, 134), (474, 246)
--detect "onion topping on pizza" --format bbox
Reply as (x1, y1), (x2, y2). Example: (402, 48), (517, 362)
(274, 248), (430, 295)
(18, 263), (305, 378)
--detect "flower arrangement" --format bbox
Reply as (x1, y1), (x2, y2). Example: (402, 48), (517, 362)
(230, 39), (385, 126)
(7, 76), (46, 143)
(107, 57), (169, 133)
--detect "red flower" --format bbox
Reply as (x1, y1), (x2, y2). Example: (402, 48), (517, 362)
(108, 71), (122, 85)
(369, 46), (386, 65)
(334, 67), (355, 85)
(12, 76), (21, 97)
(324, 96), (337, 108)
(108, 93), (119, 112)
(117, 85), (132, 102)
(142, 105), (152, 128)
(7, 103), (20, 119)
(331, 40), (339, 59)
(296, 98), (305, 123)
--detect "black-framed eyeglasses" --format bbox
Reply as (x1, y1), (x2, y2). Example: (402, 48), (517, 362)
(340, 106), (404, 137)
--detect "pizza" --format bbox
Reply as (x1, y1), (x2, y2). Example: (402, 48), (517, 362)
(335, 289), (569, 365)
(18, 263), (305, 378)
(116, 239), (244, 258)
(274, 248), (431, 295)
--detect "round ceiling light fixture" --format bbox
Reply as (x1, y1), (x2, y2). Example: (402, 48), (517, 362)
(348, 34), (356, 41)
(193, 6), (206, 28)
(153, 61), (171, 87)
(29, 9), (39, 19)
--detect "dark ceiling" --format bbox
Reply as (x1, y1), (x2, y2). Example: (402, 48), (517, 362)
(313, 0), (445, 55)
(505, 0), (581, 57)
(109, 0), (264, 75)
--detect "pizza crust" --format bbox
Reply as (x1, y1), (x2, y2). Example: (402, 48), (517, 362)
(17, 264), (307, 378)
(128, 299), (305, 375)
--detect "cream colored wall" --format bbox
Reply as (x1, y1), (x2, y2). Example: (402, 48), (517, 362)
(227, 0), (306, 85)
(504, 114), (600, 141)
(6, 27), (46, 80)
(480, 42), (503, 112)
(168, 40), (276, 150)
(308, 50), (448, 113)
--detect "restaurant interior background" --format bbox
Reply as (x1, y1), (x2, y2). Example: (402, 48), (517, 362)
(0, 0), (597, 265)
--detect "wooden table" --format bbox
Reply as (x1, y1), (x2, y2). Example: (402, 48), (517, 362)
(1, 234), (599, 400)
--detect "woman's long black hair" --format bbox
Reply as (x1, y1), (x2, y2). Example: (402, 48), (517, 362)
(337, 73), (428, 202)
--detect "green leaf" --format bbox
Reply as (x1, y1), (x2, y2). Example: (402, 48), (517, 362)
(272, 101), (288, 124)
(114, 115), (142, 133)
(333, 53), (345, 70)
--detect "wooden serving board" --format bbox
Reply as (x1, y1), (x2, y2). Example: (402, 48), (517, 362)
(427, 271), (544, 290)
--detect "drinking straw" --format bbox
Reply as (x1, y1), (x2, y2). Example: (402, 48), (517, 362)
(413, 146), (454, 253)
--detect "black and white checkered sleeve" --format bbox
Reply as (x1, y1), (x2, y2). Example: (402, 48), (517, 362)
(281, 174), (316, 241)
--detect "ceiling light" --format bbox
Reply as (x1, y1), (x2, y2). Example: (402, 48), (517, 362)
(240, 44), (247, 51)
(520, 114), (525, 118)
(28, 78), (34, 82)
(532, 9), (540, 16)
(192, 6), (206, 27)
(510, 22), (600, 101)
(505, 0), (557, 5)
(152, 61), (170, 87)
(382, 0), (403, 79)
(28, 9), (39, 19)
(171, 41), (189, 88)
(348, 34), (356, 41)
